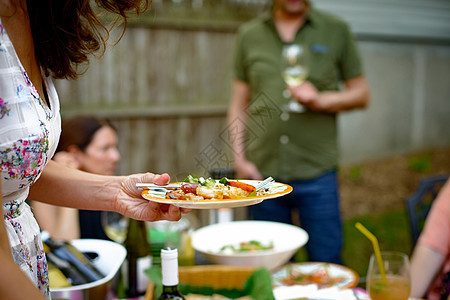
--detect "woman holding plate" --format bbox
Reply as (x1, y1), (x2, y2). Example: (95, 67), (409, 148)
(32, 116), (122, 241)
(0, 0), (190, 299)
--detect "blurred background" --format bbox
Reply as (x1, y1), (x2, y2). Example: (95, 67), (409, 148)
(54, 0), (450, 276)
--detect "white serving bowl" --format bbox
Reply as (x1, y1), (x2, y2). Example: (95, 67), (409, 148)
(191, 221), (308, 270)
(50, 239), (126, 300)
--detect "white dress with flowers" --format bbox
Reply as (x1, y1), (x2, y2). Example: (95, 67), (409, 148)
(0, 18), (61, 299)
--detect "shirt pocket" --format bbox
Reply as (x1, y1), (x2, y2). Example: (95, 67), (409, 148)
(307, 43), (339, 91)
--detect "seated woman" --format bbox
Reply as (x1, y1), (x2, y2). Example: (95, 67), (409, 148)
(32, 116), (121, 240)
(410, 178), (450, 300)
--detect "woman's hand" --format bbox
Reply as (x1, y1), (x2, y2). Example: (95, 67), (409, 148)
(53, 151), (80, 169)
(113, 172), (191, 222)
(31, 162), (191, 222)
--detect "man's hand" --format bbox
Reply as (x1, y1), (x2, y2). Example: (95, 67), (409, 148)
(287, 76), (370, 113)
(287, 81), (325, 111)
(234, 159), (263, 180)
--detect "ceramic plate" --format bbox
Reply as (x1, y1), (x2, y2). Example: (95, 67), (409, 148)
(141, 180), (293, 209)
(272, 262), (359, 290)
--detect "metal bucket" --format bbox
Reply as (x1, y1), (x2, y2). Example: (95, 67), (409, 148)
(50, 239), (126, 300)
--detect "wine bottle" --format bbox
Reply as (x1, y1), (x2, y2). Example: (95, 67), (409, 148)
(157, 248), (185, 300)
(124, 218), (152, 297)
(46, 251), (87, 286)
(47, 259), (72, 289)
(41, 231), (104, 283)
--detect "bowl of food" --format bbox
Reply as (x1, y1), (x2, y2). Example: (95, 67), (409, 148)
(191, 221), (308, 270)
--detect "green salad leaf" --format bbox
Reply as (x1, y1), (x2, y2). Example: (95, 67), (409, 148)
(183, 174), (217, 187)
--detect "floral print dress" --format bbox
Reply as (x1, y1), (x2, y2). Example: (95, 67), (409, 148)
(0, 18), (61, 299)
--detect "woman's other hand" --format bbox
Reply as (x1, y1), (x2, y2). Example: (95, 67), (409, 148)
(53, 151), (80, 169)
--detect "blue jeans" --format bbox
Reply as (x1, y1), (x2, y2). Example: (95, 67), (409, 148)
(248, 170), (342, 264)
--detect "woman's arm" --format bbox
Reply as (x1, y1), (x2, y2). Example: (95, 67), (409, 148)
(410, 179), (450, 298)
(1, 182), (47, 299)
(410, 244), (446, 298)
(29, 160), (189, 222)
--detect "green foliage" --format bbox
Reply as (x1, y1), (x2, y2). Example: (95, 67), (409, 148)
(409, 155), (432, 173)
(293, 246), (308, 262)
(342, 210), (412, 278)
(126, 0), (270, 29)
(145, 266), (163, 297)
(177, 268), (275, 299)
(294, 209), (413, 283)
(347, 165), (363, 182)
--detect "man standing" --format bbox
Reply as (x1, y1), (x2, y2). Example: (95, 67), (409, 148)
(227, 0), (370, 263)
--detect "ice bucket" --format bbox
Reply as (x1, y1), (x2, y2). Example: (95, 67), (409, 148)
(50, 239), (126, 300)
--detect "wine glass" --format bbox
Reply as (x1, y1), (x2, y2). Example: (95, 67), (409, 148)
(101, 211), (129, 244)
(366, 251), (411, 300)
(281, 43), (309, 113)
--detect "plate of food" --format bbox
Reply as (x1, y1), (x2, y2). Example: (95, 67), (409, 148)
(191, 221), (308, 270)
(272, 262), (359, 290)
(138, 175), (293, 209)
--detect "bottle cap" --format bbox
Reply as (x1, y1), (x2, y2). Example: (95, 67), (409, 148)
(161, 248), (178, 260)
(160, 248), (179, 286)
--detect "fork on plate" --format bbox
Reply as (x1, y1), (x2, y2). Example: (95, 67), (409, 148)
(136, 183), (181, 191)
(255, 176), (275, 191)
(136, 176), (275, 193)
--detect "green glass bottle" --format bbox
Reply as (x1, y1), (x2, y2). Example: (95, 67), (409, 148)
(124, 218), (152, 297)
(46, 252), (87, 286)
(157, 248), (185, 300)
(41, 231), (103, 284)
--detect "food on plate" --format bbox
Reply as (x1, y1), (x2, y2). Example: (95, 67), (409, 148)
(165, 175), (268, 201)
(219, 240), (274, 254)
(279, 263), (347, 289)
(185, 294), (252, 300)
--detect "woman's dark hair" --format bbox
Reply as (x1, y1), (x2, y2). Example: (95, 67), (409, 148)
(57, 116), (116, 152)
(27, 0), (150, 80)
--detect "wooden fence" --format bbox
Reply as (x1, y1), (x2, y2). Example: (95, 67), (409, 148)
(56, 0), (450, 177)
(56, 27), (238, 180)
(55, 1), (450, 224)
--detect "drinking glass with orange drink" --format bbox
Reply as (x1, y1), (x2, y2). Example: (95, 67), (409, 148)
(366, 251), (411, 300)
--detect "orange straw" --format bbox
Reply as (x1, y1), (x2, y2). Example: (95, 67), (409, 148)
(355, 222), (387, 283)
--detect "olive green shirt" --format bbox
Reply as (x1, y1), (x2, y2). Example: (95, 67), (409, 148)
(233, 8), (363, 181)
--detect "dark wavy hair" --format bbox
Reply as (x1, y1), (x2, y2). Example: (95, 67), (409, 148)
(27, 0), (150, 80)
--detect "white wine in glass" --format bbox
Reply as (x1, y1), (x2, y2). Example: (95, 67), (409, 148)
(101, 211), (129, 243)
(282, 44), (309, 86)
(281, 44), (309, 113)
(283, 65), (308, 86)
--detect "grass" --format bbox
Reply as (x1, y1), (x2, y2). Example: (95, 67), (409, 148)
(342, 209), (412, 277)
(294, 209), (413, 281)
